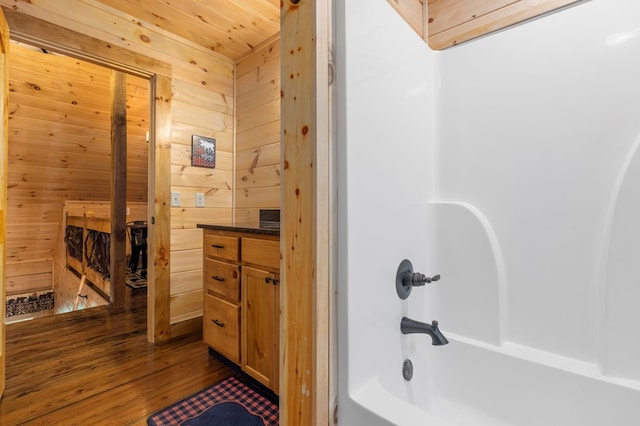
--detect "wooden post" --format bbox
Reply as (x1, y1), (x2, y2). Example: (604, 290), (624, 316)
(148, 74), (172, 343)
(281, 0), (330, 424)
(110, 70), (127, 309)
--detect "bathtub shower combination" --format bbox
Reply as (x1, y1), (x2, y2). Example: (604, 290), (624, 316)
(337, 0), (640, 424)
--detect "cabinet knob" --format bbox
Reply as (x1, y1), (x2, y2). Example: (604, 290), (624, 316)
(212, 244), (225, 249)
(212, 275), (225, 282)
(212, 319), (225, 328)
(265, 276), (279, 285)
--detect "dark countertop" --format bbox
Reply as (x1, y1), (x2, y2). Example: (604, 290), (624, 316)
(197, 222), (280, 237)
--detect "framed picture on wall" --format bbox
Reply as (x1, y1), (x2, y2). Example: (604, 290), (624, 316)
(191, 135), (216, 168)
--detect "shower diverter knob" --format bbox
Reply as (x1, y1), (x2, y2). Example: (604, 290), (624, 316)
(408, 272), (440, 286)
(396, 259), (440, 299)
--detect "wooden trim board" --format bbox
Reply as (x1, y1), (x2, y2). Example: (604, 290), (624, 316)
(0, 5), (8, 399)
(281, 0), (331, 424)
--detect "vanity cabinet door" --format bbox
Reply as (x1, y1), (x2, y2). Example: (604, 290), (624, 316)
(242, 238), (280, 269)
(241, 266), (279, 392)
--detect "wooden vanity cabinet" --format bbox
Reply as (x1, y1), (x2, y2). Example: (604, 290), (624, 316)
(202, 229), (280, 393)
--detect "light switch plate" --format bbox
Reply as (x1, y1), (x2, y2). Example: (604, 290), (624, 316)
(171, 192), (181, 207)
(195, 192), (205, 207)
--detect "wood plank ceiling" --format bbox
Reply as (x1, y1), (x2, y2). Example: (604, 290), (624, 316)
(94, 0), (280, 60)
(388, 0), (582, 50)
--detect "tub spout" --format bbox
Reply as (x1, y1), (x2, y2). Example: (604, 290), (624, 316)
(401, 317), (449, 346)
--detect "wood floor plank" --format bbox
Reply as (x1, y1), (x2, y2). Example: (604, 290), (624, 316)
(0, 288), (238, 425)
(29, 350), (233, 425)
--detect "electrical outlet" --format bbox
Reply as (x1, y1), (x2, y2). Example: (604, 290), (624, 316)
(195, 192), (205, 208)
(171, 192), (181, 207)
(126, 207), (131, 215)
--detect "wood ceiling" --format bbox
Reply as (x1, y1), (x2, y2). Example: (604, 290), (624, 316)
(389, 0), (582, 49)
(95, 0), (280, 61)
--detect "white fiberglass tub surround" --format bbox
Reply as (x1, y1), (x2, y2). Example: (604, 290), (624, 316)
(337, 0), (640, 424)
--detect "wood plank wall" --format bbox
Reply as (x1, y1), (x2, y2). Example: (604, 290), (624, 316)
(169, 61), (234, 326)
(387, 0), (583, 49)
(235, 35), (281, 222)
(6, 43), (148, 296)
(0, 1), (235, 325)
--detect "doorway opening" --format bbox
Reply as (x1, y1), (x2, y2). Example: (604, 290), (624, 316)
(4, 39), (151, 322)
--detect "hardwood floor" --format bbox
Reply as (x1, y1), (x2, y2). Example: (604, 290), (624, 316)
(0, 287), (237, 425)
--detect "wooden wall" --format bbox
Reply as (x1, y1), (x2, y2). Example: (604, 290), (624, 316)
(168, 53), (233, 326)
(169, 71), (234, 324)
(388, 0), (583, 49)
(6, 43), (148, 296)
(0, 1), (235, 324)
(235, 36), (281, 222)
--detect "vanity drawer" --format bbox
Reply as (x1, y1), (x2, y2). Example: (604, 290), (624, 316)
(203, 294), (240, 363)
(204, 258), (240, 302)
(242, 238), (280, 270)
(204, 233), (240, 261)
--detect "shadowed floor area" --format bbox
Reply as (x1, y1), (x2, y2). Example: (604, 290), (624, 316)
(0, 287), (236, 425)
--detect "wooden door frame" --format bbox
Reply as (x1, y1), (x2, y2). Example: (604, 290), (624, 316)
(0, 5), (8, 399)
(281, 1), (332, 424)
(1, 7), (173, 343)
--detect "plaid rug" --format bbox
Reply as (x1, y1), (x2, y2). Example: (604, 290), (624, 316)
(147, 376), (278, 426)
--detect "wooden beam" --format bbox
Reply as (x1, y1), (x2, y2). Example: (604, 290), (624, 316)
(148, 74), (172, 343)
(281, 0), (330, 424)
(110, 70), (127, 309)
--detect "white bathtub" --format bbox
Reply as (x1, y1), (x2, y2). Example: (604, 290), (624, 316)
(348, 335), (640, 426)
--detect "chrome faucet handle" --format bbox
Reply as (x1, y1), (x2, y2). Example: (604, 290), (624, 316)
(396, 259), (441, 299)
